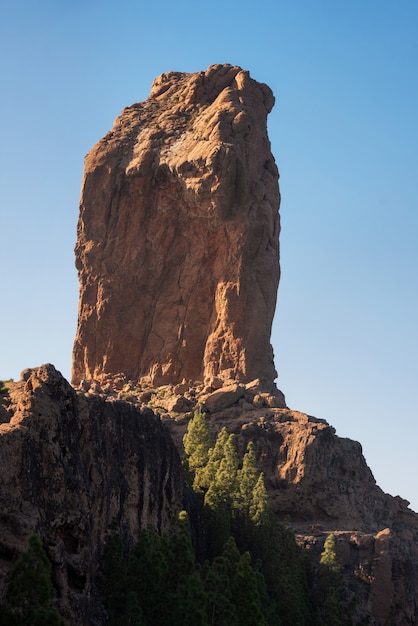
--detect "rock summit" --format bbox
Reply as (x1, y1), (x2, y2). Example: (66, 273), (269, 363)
(72, 64), (281, 389)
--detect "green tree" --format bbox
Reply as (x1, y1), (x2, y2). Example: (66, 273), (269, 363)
(127, 529), (169, 626)
(1, 534), (64, 625)
(203, 538), (267, 626)
(181, 421), (315, 625)
(202, 556), (237, 626)
(197, 427), (230, 492)
(233, 442), (268, 550)
(201, 428), (240, 556)
(183, 410), (212, 492)
(126, 513), (208, 626)
(314, 534), (346, 625)
(164, 511), (208, 626)
(249, 473), (269, 526)
(232, 551), (267, 626)
(124, 591), (145, 626)
(205, 430), (240, 510)
(320, 534), (341, 573)
(237, 441), (259, 513)
(254, 512), (313, 625)
(203, 537), (240, 626)
(100, 531), (130, 625)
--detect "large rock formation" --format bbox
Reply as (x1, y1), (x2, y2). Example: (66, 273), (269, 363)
(0, 365), (188, 624)
(162, 395), (418, 624)
(2, 65), (417, 624)
(72, 64), (280, 389)
(2, 369), (418, 624)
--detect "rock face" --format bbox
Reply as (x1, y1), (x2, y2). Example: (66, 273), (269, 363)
(164, 404), (418, 624)
(0, 365), (187, 625)
(2, 369), (418, 624)
(234, 411), (418, 623)
(72, 64), (280, 389)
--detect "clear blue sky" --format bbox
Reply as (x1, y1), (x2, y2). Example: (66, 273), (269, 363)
(1, 1), (417, 511)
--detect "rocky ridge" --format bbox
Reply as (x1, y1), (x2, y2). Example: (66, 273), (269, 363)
(1, 367), (418, 623)
(0, 365), (188, 624)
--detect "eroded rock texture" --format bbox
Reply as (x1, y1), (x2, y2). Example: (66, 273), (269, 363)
(0, 365), (187, 624)
(1, 368), (418, 624)
(72, 64), (280, 389)
(164, 403), (418, 624)
(235, 412), (418, 623)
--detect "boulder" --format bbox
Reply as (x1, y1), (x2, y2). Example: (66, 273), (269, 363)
(204, 383), (245, 413)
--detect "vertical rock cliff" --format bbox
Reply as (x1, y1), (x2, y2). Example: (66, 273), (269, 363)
(0, 365), (187, 624)
(72, 64), (280, 389)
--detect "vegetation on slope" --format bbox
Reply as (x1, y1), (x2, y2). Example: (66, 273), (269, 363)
(0, 411), (370, 624)
(99, 411), (368, 625)
(0, 534), (64, 625)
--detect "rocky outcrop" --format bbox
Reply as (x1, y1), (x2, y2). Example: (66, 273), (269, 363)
(0, 365), (187, 625)
(227, 410), (418, 624)
(72, 64), (280, 389)
(1, 368), (418, 624)
(157, 397), (418, 624)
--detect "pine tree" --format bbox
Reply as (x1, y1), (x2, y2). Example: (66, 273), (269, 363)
(124, 591), (145, 626)
(202, 429), (241, 556)
(314, 534), (345, 625)
(203, 537), (241, 626)
(237, 441), (259, 513)
(164, 511), (208, 626)
(198, 427), (230, 492)
(255, 512), (313, 625)
(101, 531), (129, 625)
(319, 534), (341, 573)
(183, 410), (212, 492)
(127, 529), (169, 626)
(249, 473), (269, 526)
(180, 422), (315, 624)
(1, 534), (64, 625)
(203, 538), (267, 626)
(232, 551), (267, 626)
(204, 429), (239, 510)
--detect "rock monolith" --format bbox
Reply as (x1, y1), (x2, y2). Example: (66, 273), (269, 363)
(72, 64), (281, 389)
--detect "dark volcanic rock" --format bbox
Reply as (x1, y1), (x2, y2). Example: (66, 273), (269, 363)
(72, 64), (280, 389)
(0, 364), (186, 624)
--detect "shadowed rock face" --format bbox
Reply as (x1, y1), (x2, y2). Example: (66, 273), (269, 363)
(72, 64), (280, 388)
(0, 364), (187, 624)
(2, 368), (418, 624)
